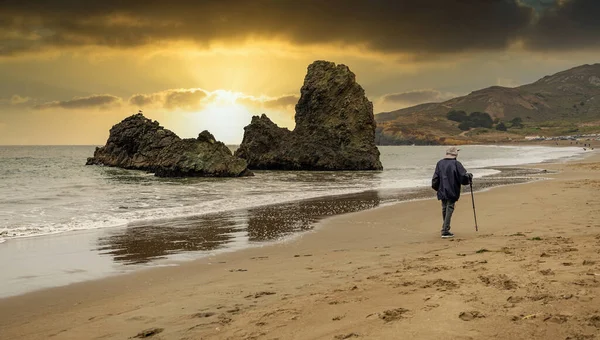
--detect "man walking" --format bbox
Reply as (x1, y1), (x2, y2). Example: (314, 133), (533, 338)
(432, 147), (472, 238)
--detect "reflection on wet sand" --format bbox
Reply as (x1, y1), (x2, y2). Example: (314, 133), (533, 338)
(97, 191), (381, 265)
(96, 213), (244, 264)
(246, 191), (381, 241)
(96, 167), (547, 265)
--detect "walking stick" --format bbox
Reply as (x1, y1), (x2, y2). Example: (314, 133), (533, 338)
(469, 182), (478, 231)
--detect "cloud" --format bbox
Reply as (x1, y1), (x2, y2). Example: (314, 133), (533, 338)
(381, 89), (456, 106)
(128, 88), (298, 113)
(0, 94), (31, 105)
(0, 0), (537, 57)
(128, 89), (208, 110)
(130, 88), (298, 112)
(263, 95), (298, 109)
(164, 89), (208, 110)
(235, 93), (298, 112)
(129, 93), (160, 107)
(34, 94), (122, 110)
(10, 94), (30, 105)
(526, 0), (600, 50)
(237, 94), (299, 110)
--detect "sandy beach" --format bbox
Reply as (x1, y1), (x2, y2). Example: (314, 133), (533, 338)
(1, 152), (600, 340)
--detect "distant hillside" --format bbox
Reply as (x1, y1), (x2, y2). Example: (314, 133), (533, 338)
(376, 64), (600, 145)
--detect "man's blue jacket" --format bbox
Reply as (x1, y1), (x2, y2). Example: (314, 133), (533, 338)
(432, 158), (471, 201)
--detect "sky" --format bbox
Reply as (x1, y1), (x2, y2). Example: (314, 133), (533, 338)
(1, 0), (600, 145)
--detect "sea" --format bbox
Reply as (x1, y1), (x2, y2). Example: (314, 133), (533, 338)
(0, 145), (588, 245)
(0, 144), (591, 297)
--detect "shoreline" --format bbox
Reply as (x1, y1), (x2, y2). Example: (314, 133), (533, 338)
(2, 152), (600, 339)
(0, 162), (558, 299)
(0, 144), (590, 244)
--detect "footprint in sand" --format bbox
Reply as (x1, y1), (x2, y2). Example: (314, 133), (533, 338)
(226, 306), (242, 314)
(423, 304), (440, 311)
(459, 311), (485, 321)
(507, 296), (524, 304)
(478, 274), (518, 290)
(421, 279), (459, 291)
(245, 291), (276, 299)
(132, 327), (164, 338)
(422, 265), (451, 273)
(565, 333), (596, 340)
(126, 315), (155, 322)
(377, 308), (410, 322)
(528, 293), (555, 303)
(217, 314), (233, 325)
(588, 315), (600, 328)
(543, 314), (570, 324)
(334, 333), (360, 339)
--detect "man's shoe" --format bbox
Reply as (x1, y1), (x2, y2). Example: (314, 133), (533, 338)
(441, 232), (455, 239)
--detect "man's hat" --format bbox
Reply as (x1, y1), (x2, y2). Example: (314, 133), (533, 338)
(445, 146), (460, 159)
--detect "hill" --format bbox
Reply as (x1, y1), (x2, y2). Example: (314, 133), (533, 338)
(375, 64), (600, 145)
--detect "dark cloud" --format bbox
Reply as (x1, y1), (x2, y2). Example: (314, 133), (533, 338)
(526, 0), (600, 50)
(382, 89), (454, 105)
(0, 0), (536, 56)
(34, 94), (121, 110)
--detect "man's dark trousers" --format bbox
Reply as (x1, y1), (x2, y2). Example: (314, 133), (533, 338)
(441, 199), (455, 234)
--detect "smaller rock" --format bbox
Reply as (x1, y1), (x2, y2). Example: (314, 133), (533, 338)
(87, 113), (252, 177)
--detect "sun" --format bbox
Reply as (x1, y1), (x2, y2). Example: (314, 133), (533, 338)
(193, 90), (253, 144)
(211, 90), (239, 106)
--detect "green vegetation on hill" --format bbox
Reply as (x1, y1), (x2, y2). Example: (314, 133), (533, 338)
(446, 111), (494, 130)
(375, 63), (600, 145)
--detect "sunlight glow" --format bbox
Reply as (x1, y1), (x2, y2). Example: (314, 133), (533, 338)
(194, 90), (253, 144)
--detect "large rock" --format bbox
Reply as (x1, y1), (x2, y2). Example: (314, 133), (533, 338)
(86, 113), (253, 177)
(235, 60), (383, 170)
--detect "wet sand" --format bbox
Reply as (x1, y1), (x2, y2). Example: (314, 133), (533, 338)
(1, 155), (600, 339)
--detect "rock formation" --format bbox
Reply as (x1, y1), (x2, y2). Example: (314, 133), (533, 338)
(86, 113), (252, 177)
(235, 60), (383, 170)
